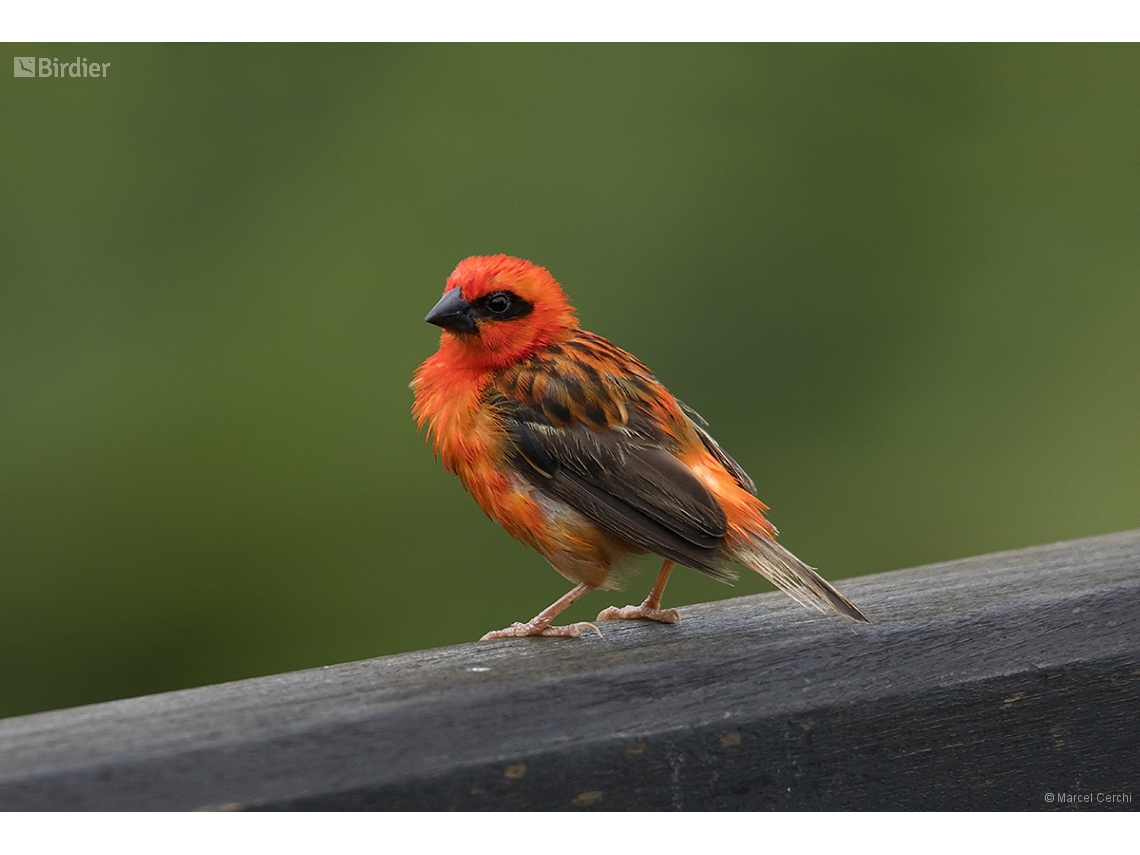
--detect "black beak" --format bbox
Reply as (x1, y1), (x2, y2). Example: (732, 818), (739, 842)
(425, 288), (477, 334)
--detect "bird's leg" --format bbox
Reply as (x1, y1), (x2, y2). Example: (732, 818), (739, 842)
(481, 583), (603, 640)
(596, 560), (681, 624)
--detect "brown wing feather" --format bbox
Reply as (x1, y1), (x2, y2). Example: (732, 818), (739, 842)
(490, 334), (736, 581)
(678, 399), (757, 496)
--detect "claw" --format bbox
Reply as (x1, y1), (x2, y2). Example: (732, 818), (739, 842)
(596, 605), (681, 625)
(481, 620), (602, 640)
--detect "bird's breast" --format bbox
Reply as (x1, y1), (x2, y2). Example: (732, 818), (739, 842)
(412, 354), (533, 523)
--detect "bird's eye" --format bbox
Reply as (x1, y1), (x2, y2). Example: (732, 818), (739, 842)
(487, 293), (512, 315)
(474, 290), (533, 322)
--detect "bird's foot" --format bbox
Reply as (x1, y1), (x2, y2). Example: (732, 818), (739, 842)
(481, 620), (602, 641)
(596, 604), (680, 625)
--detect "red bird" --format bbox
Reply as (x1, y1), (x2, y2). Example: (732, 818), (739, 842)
(412, 255), (868, 639)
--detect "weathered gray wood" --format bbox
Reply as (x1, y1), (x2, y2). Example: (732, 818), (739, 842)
(1, 530), (1138, 811)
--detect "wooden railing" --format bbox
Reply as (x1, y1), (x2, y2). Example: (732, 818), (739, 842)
(1, 530), (1137, 810)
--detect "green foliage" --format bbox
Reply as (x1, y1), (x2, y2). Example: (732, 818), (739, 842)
(2, 44), (1139, 718)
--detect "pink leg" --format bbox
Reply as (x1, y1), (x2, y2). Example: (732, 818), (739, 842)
(481, 583), (603, 640)
(597, 560), (681, 624)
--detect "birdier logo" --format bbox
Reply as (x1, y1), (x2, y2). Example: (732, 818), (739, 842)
(13, 56), (111, 78)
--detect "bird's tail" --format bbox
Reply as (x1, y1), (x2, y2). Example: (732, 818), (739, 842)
(732, 535), (870, 623)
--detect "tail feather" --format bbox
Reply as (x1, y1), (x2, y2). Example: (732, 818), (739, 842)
(735, 536), (870, 624)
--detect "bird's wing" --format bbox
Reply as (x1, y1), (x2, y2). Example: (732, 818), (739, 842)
(677, 400), (757, 496)
(489, 335), (735, 580)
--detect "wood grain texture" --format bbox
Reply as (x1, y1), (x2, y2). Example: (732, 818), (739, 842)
(1, 530), (1138, 810)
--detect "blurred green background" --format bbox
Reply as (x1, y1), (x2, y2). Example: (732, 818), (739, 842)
(2, 44), (1138, 720)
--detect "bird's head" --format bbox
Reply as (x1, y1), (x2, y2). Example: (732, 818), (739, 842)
(425, 255), (578, 370)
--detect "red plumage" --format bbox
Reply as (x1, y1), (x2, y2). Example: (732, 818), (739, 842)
(412, 255), (868, 638)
